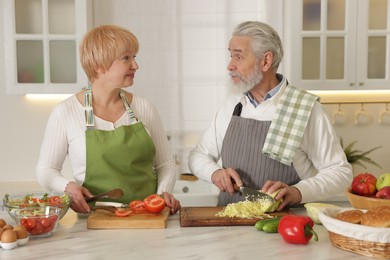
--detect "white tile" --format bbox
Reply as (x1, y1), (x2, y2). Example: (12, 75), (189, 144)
(181, 14), (218, 49)
(179, 0), (217, 14)
(217, 0), (259, 13)
(182, 50), (217, 84)
(182, 85), (218, 121)
(135, 50), (179, 85)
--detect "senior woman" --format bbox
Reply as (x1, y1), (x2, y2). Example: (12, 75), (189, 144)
(36, 25), (181, 214)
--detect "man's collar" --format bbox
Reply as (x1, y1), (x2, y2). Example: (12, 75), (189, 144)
(245, 73), (285, 107)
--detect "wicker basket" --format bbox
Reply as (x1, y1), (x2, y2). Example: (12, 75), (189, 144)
(319, 208), (390, 259)
(328, 231), (390, 258)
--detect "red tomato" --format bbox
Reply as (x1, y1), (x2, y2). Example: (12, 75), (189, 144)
(26, 218), (36, 229)
(49, 215), (59, 223)
(129, 200), (149, 214)
(114, 209), (132, 217)
(143, 194), (166, 214)
(47, 196), (63, 206)
(20, 218), (28, 227)
(43, 226), (53, 234)
(40, 217), (51, 228)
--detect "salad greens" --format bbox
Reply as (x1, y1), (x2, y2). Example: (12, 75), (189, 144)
(4, 192), (70, 208)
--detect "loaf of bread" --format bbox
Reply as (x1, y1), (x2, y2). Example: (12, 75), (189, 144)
(335, 206), (390, 227)
(360, 206), (390, 227)
(335, 209), (364, 224)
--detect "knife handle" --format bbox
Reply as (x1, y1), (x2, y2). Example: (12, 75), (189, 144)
(233, 183), (240, 192)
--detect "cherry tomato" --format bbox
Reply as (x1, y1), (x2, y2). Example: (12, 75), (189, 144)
(143, 194), (166, 214)
(20, 218), (28, 227)
(40, 217), (51, 228)
(43, 226), (53, 234)
(49, 215), (59, 223)
(114, 209), (132, 217)
(129, 200), (149, 214)
(33, 222), (43, 235)
(26, 218), (36, 229)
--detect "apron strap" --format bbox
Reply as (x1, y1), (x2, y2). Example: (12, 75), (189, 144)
(120, 90), (139, 124)
(233, 102), (243, 116)
(85, 83), (94, 129)
(84, 85), (139, 129)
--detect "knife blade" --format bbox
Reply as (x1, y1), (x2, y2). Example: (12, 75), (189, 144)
(85, 188), (124, 203)
(95, 201), (129, 208)
(239, 186), (276, 202)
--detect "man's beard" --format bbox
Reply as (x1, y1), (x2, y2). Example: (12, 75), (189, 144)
(229, 64), (263, 93)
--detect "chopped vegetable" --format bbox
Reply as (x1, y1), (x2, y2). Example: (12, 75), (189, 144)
(129, 200), (149, 214)
(4, 193), (70, 208)
(143, 194), (166, 213)
(114, 209), (132, 217)
(216, 199), (275, 219)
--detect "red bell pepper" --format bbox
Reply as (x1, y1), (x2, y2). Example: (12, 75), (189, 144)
(277, 215), (318, 245)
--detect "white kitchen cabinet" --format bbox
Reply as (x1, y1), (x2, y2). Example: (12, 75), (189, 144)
(2, 0), (93, 94)
(284, 0), (390, 90)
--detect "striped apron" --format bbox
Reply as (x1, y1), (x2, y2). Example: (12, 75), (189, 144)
(218, 102), (301, 206)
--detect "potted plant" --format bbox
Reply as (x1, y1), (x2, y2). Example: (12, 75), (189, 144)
(340, 139), (382, 169)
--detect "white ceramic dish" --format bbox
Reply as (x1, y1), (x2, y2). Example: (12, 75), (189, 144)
(17, 237), (29, 246)
(0, 241), (18, 250)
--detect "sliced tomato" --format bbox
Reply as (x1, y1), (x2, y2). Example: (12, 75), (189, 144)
(129, 200), (149, 214)
(47, 195), (63, 206)
(114, 209), (132, 217)
(143, 194), (166, 214)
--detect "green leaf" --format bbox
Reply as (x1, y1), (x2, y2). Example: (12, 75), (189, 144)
(340, 138), (382, 169)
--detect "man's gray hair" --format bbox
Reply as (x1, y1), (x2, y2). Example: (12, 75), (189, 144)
(232, 21), (283, 72)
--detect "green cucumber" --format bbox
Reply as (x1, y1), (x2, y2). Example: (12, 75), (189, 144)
(255, 217), (282, 231)
(262, 219), (281, 233)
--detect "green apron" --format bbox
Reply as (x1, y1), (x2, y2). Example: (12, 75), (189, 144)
(82, 86), (157, 203)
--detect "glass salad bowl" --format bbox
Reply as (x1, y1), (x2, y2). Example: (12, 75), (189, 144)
(2, 191), (71, 221)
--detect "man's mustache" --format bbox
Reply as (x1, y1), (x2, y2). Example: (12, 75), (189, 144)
(229, 71), (242, 78)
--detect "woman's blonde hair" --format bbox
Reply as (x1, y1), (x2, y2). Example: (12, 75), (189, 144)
(79, 25), (139, 81)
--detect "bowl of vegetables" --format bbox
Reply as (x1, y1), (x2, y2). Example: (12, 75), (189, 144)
(2, 191), (71, 221)
(9, 206), (62, 238)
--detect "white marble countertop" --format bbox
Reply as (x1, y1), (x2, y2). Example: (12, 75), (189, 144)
(0, 201), (373, 260)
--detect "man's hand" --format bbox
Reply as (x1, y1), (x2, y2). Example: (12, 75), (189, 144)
(261, 180), (302, 211)
(211, 168), (243, 195)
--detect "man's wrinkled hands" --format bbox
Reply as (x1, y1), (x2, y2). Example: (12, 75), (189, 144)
(261, 180), (302, 211)
(211, 168), (243, 195)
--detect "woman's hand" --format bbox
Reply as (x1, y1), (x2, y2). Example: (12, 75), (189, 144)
(261, 180), (302, 211)
(162, 192), (181, 215)
(65, 182), (93, 213)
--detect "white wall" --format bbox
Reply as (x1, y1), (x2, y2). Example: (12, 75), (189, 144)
(0, 0), (388, 186)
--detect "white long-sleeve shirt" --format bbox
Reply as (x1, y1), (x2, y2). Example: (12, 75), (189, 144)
(36, 94), (176, 194)
(188, 79), (353, 202)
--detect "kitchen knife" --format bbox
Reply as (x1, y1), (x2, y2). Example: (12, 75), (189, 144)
(85, 188), (124, 203)
(239, 186), (276, 202)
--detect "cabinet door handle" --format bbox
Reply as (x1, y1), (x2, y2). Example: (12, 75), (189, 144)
(349, 83), (355, 87)
(359, 82), (364, 86)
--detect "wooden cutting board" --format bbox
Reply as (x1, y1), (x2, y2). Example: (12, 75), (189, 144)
(87, 207), (170, 229)
(180, 206), (292, 227)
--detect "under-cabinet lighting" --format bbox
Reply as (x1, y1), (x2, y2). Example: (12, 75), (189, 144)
(310, 90), (390, 104)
